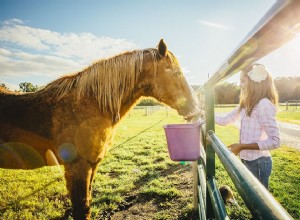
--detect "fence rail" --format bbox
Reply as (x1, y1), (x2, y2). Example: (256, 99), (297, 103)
(132, 105), (170, 116)
(285, 100), (300, 110)
(207, 131), (293, 219)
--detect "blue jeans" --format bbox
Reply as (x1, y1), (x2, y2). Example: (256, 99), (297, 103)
(241, 157), (272, 189)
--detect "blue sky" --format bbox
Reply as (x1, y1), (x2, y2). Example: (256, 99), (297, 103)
(1, 0), (300, 90)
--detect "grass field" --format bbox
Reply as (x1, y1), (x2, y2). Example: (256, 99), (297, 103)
(0, 108), (299, 219)
(276, 106), (300, 125)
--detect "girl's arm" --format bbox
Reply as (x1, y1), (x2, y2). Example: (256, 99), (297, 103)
(256, 99), (281, 150)
(184, 106), (240, 125)
(215, 106), (240, 126)
(228, 143), (259, 155)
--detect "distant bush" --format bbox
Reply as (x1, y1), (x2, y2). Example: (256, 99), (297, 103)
(275, 77), (300, 102)
(215, 82), (240, 104)
(19, 82), (39, 92)
(137, 98), (162, 106)
(200, 76), (300, 104)
(0, 83), (9, 90)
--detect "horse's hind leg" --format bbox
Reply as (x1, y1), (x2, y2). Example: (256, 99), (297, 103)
(64, 159), (93, 220)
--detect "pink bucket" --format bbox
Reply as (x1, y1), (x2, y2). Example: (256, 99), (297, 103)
(163, 121), (202, 161)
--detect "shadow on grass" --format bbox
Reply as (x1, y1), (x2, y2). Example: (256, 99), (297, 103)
(1, 177), (70, 217)
(90, 116), (199, 219)
(94, 163), (197, 219)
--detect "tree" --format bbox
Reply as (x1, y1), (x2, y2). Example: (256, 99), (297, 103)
(137, 98), (161, 106)
(274, 77), (300, 102)
(0, 83), (9, 90)
(19, 82), (39, 92)
(215, 82), (240, 104)
(293, 84), (300, 100)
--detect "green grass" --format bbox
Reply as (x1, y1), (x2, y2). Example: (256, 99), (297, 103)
(215, 106), (236, 113)
(277, 106), (300, 125)
(0, 108), (299, 219)
(0, 167), (69, 220)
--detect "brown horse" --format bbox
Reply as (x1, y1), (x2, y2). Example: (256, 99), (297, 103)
(0, 39), (199, 219)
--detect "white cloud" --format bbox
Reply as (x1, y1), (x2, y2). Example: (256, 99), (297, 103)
(0, 49), (82, 77)
(0, 24), (50, 50)
(1, 18), (24, 26)
(0, 18), (138, 86)
(198, 20), (235, 31)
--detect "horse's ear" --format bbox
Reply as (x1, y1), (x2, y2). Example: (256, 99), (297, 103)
(158, 39), (167, 57)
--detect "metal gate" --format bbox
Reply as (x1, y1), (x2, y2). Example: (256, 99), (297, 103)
(194, 0), (300, 219)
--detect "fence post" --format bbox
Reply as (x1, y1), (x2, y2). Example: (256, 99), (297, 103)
(165, 106), (168, 117)
(192, 161), (198, 209)
(205, 86), (215, 218)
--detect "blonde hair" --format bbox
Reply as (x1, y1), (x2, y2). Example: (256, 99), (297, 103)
(239, 64), (278, 116)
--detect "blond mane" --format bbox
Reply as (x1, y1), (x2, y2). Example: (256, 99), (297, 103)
(38, 48), (161, 117)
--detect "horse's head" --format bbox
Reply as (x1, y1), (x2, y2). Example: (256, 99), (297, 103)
(140, 39), (199, 120)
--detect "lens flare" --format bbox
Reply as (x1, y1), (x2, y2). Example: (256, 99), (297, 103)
(0, 142), (45, 169)
(58, 143), (77, 163)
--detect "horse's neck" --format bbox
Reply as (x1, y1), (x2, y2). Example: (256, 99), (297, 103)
(118, 86), (144, 120)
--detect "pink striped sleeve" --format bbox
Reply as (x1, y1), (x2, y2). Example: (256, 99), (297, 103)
(215, 106), (240, 126)
(256, 99), (281, 150)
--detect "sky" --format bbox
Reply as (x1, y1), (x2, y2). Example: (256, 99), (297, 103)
(1, 0), (300, 90)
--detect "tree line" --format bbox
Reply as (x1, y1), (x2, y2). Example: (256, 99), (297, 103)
(1, 77), (299, 104)
(213, 77), (300, 104)
(139, 77), (299, 106)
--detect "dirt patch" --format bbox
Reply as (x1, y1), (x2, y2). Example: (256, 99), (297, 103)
(97, 164), (198, 220)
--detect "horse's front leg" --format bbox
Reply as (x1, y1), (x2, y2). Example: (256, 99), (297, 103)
(64, 159), (93, 220)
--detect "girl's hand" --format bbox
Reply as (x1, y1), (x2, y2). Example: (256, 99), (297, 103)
(228, 143), (242, 156)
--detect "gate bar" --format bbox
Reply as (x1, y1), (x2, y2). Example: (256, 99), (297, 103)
(207, 130), (293, 220)
(207, 177), (229, 220)
(197, 0), (300, 219)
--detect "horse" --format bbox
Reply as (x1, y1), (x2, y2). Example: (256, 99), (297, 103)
(0, 39), (199, 220)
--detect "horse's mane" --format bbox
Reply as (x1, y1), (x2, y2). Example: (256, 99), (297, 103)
(37, 48), (161, 117)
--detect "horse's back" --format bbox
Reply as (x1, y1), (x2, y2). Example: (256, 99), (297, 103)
(0, 91), (24, 117)
(0, 91), (53, 141)
(0, 91), (56, 169)
(0, 92), (34, 127)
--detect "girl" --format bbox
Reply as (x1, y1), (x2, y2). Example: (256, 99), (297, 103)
(215, 63), (280, 189)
